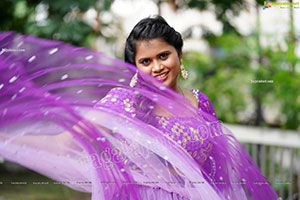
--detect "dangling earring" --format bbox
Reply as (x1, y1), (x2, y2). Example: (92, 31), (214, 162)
(180, 65), (188, 80)
(129, 71), (138, 87)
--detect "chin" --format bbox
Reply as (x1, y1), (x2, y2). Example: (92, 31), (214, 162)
(164, 80), (175, 89)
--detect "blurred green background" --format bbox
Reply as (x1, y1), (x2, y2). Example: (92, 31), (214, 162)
(0, 0), (299, 199)
(1, 0), (298, 129)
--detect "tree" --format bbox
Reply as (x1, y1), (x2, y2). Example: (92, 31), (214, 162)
(0, 0), (116, 47)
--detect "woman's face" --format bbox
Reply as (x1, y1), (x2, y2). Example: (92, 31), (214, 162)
(135, 38), (181, 90)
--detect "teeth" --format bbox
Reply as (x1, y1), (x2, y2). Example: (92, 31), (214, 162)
(157, 72), (168, 78)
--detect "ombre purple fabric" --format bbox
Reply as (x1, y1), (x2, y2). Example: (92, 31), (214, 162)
(0, 32), (279, 200)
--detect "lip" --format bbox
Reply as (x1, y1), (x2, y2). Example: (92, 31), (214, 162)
(155, 71), (169, 81)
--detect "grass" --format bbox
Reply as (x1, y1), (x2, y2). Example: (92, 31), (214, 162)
(0, 165), (91, 200)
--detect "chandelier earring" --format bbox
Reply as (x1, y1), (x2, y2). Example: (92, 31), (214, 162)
(180, 64), (188, 80)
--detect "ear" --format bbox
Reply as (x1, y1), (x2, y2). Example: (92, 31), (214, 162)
(178, 51), (182, 62)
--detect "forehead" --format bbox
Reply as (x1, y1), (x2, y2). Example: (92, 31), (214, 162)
(135, 38), (174, 58)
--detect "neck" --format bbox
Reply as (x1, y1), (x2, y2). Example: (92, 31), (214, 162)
(171, 83), (179, 93)
(172, 84), (184, 97)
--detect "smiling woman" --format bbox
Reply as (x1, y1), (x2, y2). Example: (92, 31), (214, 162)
(92, 15), (279, 199)
(135, 38), (181, 90)
(0, 16), (279, 200)
(125, 16), (198, 109)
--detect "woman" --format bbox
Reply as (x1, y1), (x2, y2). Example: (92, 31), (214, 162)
(93, 16), (279, 199)
(125, 16), (199, 111)
(0, 16), (278, 199)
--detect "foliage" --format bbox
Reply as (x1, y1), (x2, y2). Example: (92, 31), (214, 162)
(182, 33), (252, 123)
(170, 0), (251, 33)
(182, 33), (300, 130)
(0, 0), (116, 46)
(1, 0), (299, 130)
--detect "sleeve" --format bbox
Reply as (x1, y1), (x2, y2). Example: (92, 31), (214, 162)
(94, 87), (137, 118)
(196, 90), (218, 118)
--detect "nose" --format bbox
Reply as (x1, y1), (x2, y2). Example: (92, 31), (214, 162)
(152, 60), (164, 73)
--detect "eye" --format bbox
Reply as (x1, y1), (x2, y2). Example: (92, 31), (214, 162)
(141, 58), (151, 65)
(159, 52), (169, 60)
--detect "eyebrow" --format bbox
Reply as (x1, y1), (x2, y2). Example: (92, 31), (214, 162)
(137, 50), (171, 63)
(138, 57), (149, 63)
(158, 51), (171, 55)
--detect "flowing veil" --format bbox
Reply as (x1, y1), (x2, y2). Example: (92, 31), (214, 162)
(0, 32), (278, 200)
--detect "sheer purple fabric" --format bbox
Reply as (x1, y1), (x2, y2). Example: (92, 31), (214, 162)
(0, 32), (279, 200)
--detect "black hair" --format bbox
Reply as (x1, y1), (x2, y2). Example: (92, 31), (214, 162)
(124, 15), (183, 66)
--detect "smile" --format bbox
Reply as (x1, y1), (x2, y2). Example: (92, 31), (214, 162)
(155, 72), (169, 81)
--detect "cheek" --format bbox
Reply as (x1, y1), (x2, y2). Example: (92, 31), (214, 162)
(166, 57), (180, 72)
(136, 66), (152, 81)
(137, 66), (151, 75)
